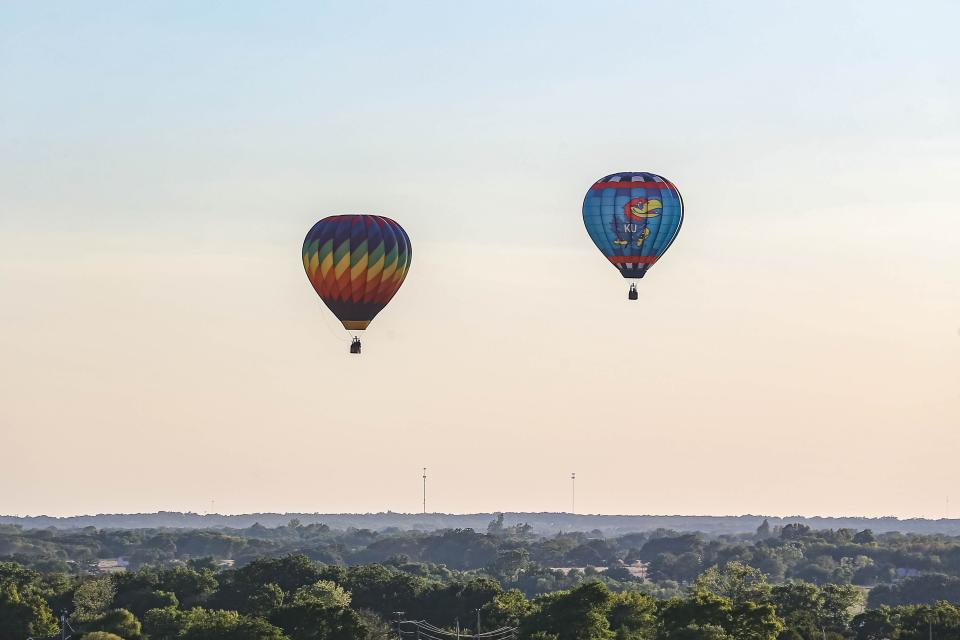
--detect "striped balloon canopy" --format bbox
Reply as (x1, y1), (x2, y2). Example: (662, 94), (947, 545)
(582, 172), (683, 280)
(302, 215), (412, 331)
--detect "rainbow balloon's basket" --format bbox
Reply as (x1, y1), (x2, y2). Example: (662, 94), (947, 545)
(628, 283), (638, 301)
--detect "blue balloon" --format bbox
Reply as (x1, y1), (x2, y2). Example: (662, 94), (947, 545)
(582, 172), (683, 280)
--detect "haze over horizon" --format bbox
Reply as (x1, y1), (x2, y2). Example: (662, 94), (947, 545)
(6, 509), (960, 522)
(1, 2), (958, 520)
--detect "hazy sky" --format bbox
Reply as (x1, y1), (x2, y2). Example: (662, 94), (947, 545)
(1, 1), (958, 519)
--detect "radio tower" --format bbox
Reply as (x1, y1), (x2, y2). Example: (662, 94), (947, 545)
(422, 467), (427, 514)
(571, 472), (576, 514)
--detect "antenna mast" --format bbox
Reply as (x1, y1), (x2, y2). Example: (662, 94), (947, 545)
(571, 472), (576, 514)
(422, 467), (427, 514)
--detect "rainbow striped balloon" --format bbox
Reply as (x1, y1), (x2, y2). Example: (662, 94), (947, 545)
(302, 215), (412, 331)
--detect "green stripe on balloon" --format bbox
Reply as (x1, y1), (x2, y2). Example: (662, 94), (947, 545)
(350, 240), (368, 267)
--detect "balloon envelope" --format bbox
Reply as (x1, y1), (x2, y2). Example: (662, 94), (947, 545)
(582, 172), (683, 278)
(302, 215), (412, 331)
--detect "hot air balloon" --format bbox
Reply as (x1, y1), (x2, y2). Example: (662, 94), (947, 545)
(302, 215), (412, 353)
(582, 172), (683, 299)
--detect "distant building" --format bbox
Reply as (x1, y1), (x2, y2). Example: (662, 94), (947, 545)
(549, 560), (647, 579)
(894, 567), (920, 580)
(95, 557), (129, 573)
(625, 561), (648, 580)
(549, 566), (598, 576)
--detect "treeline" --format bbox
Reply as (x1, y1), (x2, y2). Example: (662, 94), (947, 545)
(7, 519), (960, 601)
(5, 554), (960, 640)
(5, 512), (960, 536)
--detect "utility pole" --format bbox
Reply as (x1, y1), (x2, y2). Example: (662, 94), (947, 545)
(59, 609), (73, 640)
(455, 618), (460, 640)
(422, 467), (427, 514)
(393, 611), (405, 640)
(476, 608), (481, 639)
(571, 472), (576, 514)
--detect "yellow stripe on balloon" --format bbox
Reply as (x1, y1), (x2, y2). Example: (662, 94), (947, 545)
(381, 260), (397, 282)
(350, 253), (368, 281)
(334, 253), (350, 279)
(367, 255), (385, 279)
(319, 251), (334, 278)
(394, 254), (410, 282)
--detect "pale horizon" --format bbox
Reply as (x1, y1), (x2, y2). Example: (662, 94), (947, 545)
(1, 1), (958, 520)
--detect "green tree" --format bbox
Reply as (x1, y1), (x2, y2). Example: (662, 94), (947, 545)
(780, 524), (811, 540)
(0, 580), (58, 640)
(606, 591), (656, 640)
(355, 610), (394, 640)
(663, 625), (732, 640)
(428, 577), (502, 627)
(659, 592), (733, 639)
(694, 562), (770, 607)
(290, 580), (351, 608)
(853, 530), (875, 545)
(85, 608), (142, 640)
(270, 602), (368, 640)
(112, 570), (179, 618)
(659, 591), (781, 640)
(647, 553), (703, 584)
(849, 606), (900, 640)
(247, 583), (285, 618)
(156, 566), (219, 608)
(868, 574), (960, 608)
(491, 549), (531, 581)
(521, 582), (614, 640)
(267, 580), (367, 640)
(820, 583), (862, 630)
(171, 608), (288, 640)
(895, 601), (960, 639)
(342, 564), (428, 617)
(73, 577), (117, 622)
(230, 556), (325, 595)
(142, 606), (185, 640)
(728, 601), (782, 640)
(41, 572), (76, 615)
(769, 582), (822, 638)
(755, 520), (772, 539)
(482, 589), (532, 629)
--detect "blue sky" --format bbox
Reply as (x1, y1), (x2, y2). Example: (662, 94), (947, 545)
(4, 1), (957, 242)
(1, 1), (958, 517)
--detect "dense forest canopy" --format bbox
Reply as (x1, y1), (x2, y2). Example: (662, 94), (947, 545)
(5, 517), (960, 639)
(4, 512), (960, 536)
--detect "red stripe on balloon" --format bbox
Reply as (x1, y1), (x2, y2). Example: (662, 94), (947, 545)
(591, 181), (675, 190)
